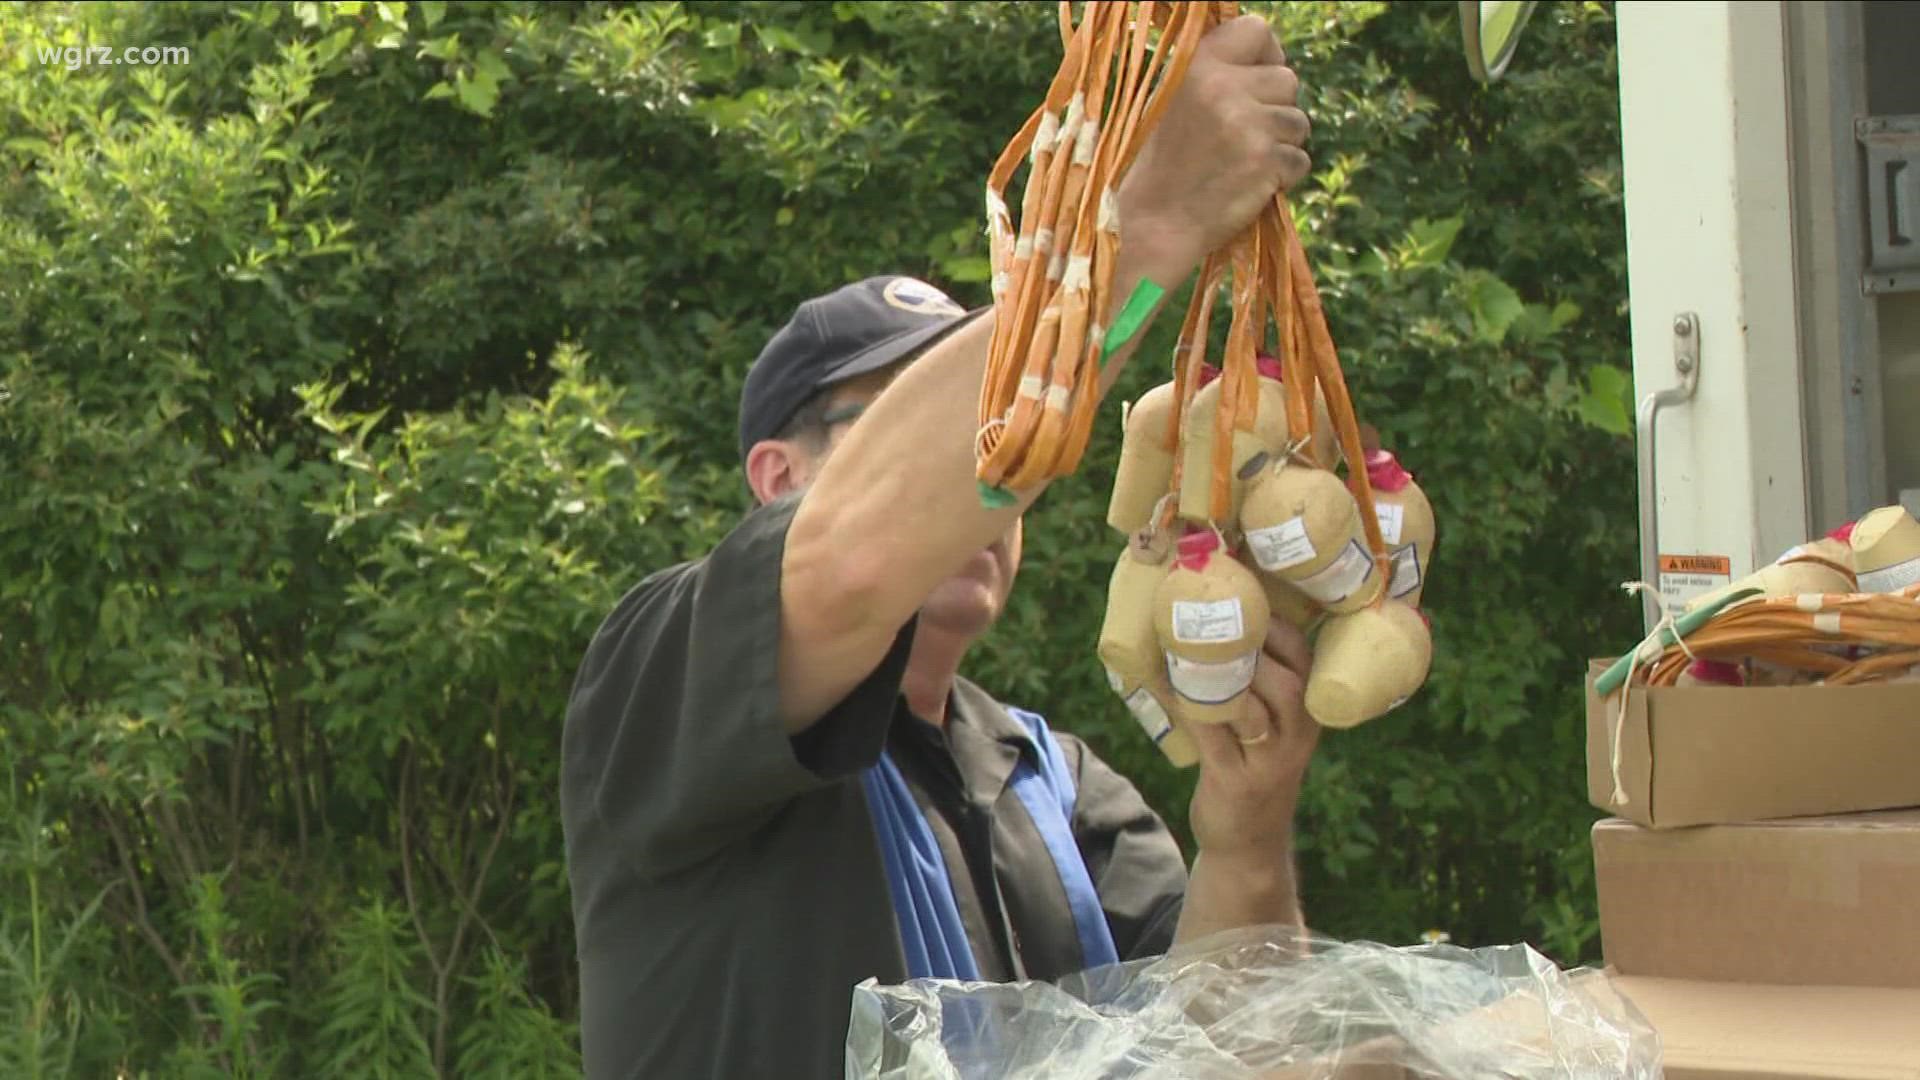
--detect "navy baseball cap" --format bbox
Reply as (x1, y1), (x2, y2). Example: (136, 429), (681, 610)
(737, 275), (980, 462)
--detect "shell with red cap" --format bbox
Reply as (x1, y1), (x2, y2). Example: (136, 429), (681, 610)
(1364, 449), (1436, 607)
(1151, 528), (1270, 726)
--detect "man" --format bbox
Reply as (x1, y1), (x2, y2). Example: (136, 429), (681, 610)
(562, 15), (1322, 1080)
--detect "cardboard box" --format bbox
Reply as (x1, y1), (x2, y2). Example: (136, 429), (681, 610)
(1585, 660), (1920, 827)
(1610, 975), (1920, 1079)
(1593, 814), (1920, 989)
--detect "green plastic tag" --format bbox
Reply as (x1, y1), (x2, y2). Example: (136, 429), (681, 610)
(1100, 279), (1165, 366)
(976, 479), (1019, 509)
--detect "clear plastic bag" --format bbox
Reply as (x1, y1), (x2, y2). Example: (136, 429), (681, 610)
(845, 925), (1660, 1079)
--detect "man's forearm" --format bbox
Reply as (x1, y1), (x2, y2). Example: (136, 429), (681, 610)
(1172, 846), (1306, 949)
(787, 227), (1198, 648)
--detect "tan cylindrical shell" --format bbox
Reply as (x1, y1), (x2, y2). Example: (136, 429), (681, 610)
(1096, 532), (1174, 693)
(1103, 664), (1200, 768)
(1851, 505), (1920, 593)
(1775, 535), (1855, 573)
(1684, 559), (1856, 615)
(1176, 375), (1289, 524)
(1107, 381), (1178, 535)
(1238, 462), (1384, 614)
(1748, 660), (1811, 687)
(1372, 477), (1435, 607)
(1153, 537), (1268, 725)
(1257, 567), (1321, 630)
(1303, 599), (1432, 730)
(1674, 659), (1746, 688)
(1306, 385), (1340, 470)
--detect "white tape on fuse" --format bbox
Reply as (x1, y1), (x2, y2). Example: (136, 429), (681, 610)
(1034, 111), (1059, 161)
(1074, 118), (1099, 165)
(1059, 92), (1084, 149)
(1062, 254), (1091, 293)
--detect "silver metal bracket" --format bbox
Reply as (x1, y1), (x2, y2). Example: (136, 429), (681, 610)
(1636, 313), (1703, 633)
(1858, 114), (1920, 295)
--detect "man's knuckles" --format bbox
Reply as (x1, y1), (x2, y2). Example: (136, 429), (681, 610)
(1245, 64), (1301, 109)
(1199, 14), (1287, 67)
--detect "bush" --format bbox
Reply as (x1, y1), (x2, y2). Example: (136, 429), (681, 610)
(0, 1), (1634, 1072)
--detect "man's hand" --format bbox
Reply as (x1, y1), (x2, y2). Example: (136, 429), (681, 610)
(1189, 616), (1319, 859)
(1116, 14), (1312, 289)
(1171, 615), (1320, 947)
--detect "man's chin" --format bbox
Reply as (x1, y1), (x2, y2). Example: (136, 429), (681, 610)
(920, 579), (1002, 635)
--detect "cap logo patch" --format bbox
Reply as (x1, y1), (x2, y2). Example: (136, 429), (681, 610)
(883, 277), (965, 317)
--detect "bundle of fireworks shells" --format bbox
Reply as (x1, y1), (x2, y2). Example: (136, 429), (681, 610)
(1096, 354), (1437, 767)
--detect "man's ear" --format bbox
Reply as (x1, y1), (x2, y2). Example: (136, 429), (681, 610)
(743, 439), (813, 505)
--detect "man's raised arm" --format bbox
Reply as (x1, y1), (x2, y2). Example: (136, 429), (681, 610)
(776, 15), (1313, 733)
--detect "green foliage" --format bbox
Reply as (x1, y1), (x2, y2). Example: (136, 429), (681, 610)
(2, 0), (1633, 1071)
(312, 900), (435, 1080)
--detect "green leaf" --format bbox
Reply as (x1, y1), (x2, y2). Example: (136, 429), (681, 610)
(472, 48), (512, 85)
(419, 0), (445, 28)
(317, 27), (356, 65)
(456, 69), (500, 117)
(1401, 215), (1464, 269)
(756, 24), (831, 56)
(1464, 271), (1526, 345)
(3, 136), (53, 157)
(423, 80), (455, 101)
(417, 32), (460, 61)
(941, 255), (992, 283)
(1574, 363), (1634, 436)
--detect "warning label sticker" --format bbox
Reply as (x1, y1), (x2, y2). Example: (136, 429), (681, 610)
(1657, 554), (1733, 608)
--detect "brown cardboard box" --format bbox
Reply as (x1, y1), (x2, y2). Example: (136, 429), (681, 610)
(1593, 813), (1920, 988)
(1585, 660), (1920, 827)
(1610, 975), (1920, 1079)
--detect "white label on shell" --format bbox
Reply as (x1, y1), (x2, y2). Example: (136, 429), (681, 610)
(1164, 650), (1258, 705)
(1376, 502), (1406, 546)
(1859, 555), (1920, 593)
(1172, 597), (1245, 644)
(1296, 540), (1376, 605)
(1122, 687), (1175, 744)
(1245, 516), (1317, 572)
(1389, 543), (1422, 599)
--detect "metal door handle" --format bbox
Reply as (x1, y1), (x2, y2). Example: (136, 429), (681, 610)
(1636, 313), (1702, 634)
